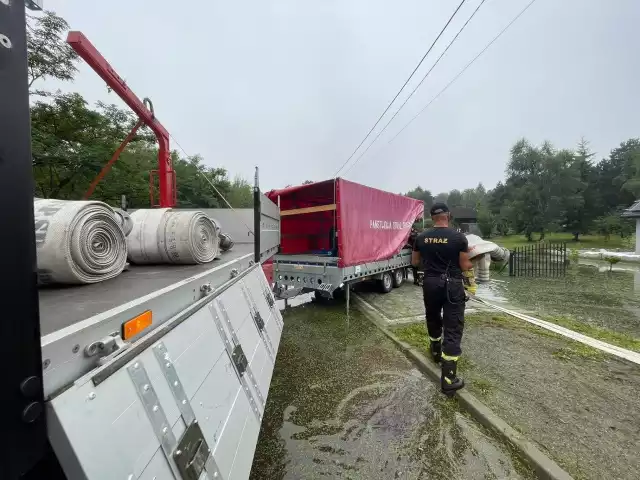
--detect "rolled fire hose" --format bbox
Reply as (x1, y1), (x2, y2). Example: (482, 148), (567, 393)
(34, 198), (128, 285)
(209, 217), (222, 236)
(466, 234), (511, 283)
(113, 208), (134, 237)
(127, 208), (219, 264)
(219, 232), (235, 252)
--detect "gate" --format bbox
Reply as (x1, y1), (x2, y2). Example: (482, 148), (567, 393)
(508, 242), (567, 277)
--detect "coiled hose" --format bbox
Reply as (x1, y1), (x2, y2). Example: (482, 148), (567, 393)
(219, 232), (235, 252)
(34, 199), (128, 285)
(127, 208), (220, 264)
(113, 208), (134, 236)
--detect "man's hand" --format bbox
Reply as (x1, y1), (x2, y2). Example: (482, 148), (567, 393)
(462, 269), (477, 296)
(411, 250), (421, 267)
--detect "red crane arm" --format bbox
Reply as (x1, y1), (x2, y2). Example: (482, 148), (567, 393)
(67, 31), (176, 208)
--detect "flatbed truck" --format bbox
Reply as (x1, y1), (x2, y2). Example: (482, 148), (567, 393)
(2, 4), (284, 479)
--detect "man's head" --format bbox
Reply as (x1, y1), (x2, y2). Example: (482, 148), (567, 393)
(430, 203), (450, 226)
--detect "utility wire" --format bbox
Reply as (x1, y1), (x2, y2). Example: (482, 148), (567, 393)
(168, 133), (255, 235)
(361, 0), (539, 165)
(332, 0), (468, 178)
(342, 0), (487, 177)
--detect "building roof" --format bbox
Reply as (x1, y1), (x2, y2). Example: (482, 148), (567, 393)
(621, 200), (640, 218)
(450, 206), (477, 220)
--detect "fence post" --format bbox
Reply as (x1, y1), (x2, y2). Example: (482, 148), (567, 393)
(509, 249), (515, 277)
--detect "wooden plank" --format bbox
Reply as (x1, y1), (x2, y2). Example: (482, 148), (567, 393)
(280, 204), (336, 216)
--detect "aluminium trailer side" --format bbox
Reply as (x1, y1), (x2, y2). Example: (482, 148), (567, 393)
(41, 195), (283, 480)
(273, 248), (414, 298)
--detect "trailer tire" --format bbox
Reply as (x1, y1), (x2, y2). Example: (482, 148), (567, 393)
(332, 287), (345, 302)
(392, 269), (404, 288)
(379, 272), (393, 293)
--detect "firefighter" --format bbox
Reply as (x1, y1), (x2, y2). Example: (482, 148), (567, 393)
(411, 203), (474, 395)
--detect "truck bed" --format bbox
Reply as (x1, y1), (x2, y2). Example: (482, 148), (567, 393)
(39, 244), (253, 335)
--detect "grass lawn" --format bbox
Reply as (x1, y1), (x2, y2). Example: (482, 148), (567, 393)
(491, 233), (631, 251)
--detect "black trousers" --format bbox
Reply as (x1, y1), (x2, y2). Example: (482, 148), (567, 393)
(422, 276), (465, 357)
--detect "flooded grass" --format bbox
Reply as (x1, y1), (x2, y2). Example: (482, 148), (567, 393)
(546, 315), (640, 352)
(250, 302), (535, 479)
(484, 263), (640, 338)
(390, 309), (640, 480)
(492, 233), (629, 251)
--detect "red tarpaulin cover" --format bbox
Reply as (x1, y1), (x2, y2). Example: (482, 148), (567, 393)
(267, 179), (423, 267)
(336, 179), (423, 267)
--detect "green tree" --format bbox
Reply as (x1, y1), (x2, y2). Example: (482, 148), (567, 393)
(447, 189), (463, 207)
(26, 11), (78, 96)
(406, 186), (433, 212)
(434, 192), (448, 204)
(477, 205), (494, 238)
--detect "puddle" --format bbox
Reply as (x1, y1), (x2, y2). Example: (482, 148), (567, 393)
(250, 303), (534, 479)
(477, 263), (640, 336)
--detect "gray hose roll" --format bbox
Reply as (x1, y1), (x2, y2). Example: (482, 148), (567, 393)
(219, 232), (235, 252)
(489, 245), (510, 263)
(113, 208), (134, 237)
(34, 198), (128, 285)
(209, 217), (222, 236)
(127, 208), (219, 264)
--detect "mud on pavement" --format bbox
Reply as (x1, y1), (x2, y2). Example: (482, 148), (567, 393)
(377, 282), (640, 480)
(250, 302), (535, 480)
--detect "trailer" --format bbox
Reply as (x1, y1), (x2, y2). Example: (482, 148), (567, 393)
(267, 178), (423, 300)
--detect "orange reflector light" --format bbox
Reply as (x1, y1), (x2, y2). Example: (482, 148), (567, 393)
(122, 310), (152, 340)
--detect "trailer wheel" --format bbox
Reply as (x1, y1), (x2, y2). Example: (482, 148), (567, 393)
(380, 272), (393, 293)
(332, 287), (345, 302)
(392, 269), (404, 288)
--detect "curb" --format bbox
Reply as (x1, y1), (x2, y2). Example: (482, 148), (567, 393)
(352, 294), (574, 480)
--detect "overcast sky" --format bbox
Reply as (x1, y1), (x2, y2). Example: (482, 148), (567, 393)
(43, 0), (640, 195)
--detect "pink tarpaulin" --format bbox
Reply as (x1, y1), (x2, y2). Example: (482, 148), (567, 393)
(267, 178), (423, 267)
(336, 179), (423, 267)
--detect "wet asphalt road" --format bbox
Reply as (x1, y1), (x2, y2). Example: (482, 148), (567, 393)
(250, 301), (534, 480)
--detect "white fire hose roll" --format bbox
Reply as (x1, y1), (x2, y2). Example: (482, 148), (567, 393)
(34, 199), (128, 285)
(127, 209), (219, 265)
(465, 234), (510, 283)
(113, 208), (134, 237)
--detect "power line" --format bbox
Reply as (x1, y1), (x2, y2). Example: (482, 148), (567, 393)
(332, 0), (468, 178)
(361, 0), (539, 165)
(342, 0), (487, 177)
(167, 133), (255, 234)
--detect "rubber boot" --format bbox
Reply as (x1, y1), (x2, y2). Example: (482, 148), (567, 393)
(430, 340), (442, 363)
(441, 359), (464, 396)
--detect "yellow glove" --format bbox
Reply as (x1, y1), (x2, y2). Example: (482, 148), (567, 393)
(463, 269), (477, 296)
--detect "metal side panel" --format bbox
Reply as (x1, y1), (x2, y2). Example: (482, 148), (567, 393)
(47, 265), (284, 480)
(274, 249), (413, 294)
(260, 194), (280, 262)
(42, 251), (255, 399)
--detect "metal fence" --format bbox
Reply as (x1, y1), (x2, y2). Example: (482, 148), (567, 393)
(508, 242), (568, 277)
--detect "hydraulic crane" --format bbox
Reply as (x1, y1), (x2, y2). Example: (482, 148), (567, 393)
(67, 31), (177, 208)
